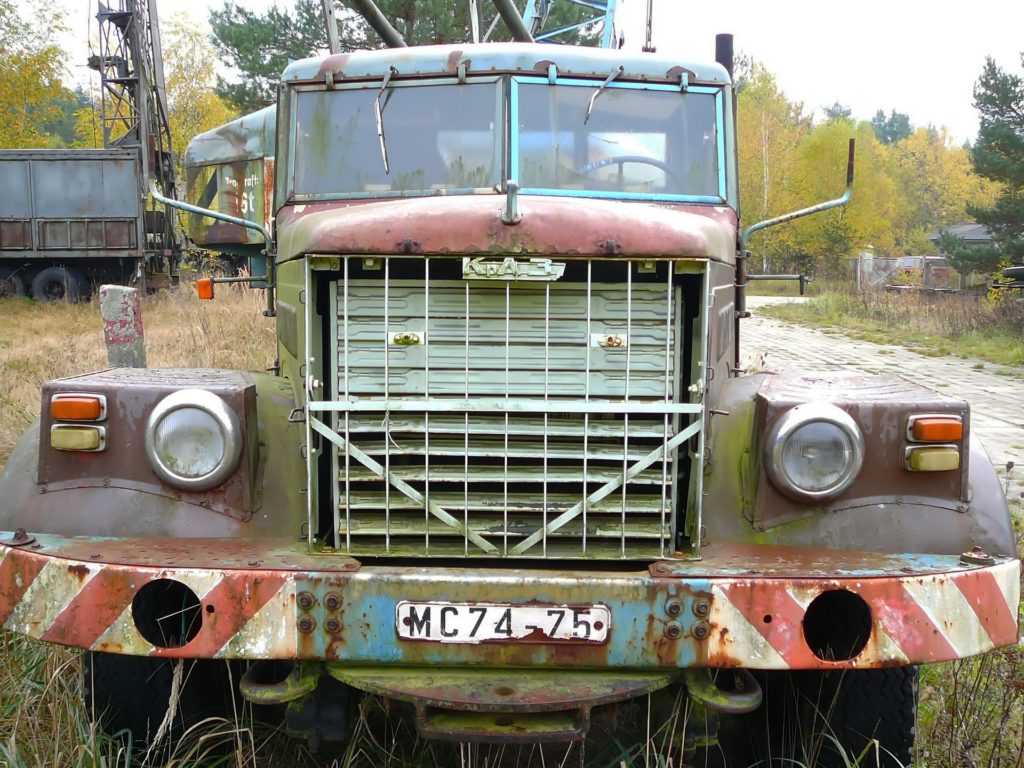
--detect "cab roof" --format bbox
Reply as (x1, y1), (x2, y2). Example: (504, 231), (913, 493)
(281, 42), (731, 87)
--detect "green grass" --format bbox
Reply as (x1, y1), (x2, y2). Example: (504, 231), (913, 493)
(760, 289), (1024, 367)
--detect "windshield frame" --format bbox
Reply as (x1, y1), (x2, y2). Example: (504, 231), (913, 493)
(510, 76), (727, 204)
(283, 73), (728, 205)
(286, 75), (506, 202)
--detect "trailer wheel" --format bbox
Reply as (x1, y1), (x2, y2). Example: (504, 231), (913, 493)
(83, 652), (236, 748)
(31, 266), (85, 302)
(0, 267), (27, 298)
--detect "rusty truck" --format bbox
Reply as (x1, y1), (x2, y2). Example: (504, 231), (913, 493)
(0, 15), (1019, 767)
(0, 149), (177, 300)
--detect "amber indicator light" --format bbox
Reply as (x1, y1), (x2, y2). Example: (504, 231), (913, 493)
(197, 278), (215, 301)
(906, 446), (960, 472)
(50, 395), (104, 422)
(910, 416), (963, 443)
(51, 425), (104, 452)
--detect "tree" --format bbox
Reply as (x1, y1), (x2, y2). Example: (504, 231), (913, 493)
(890, 127), (996, 253)
(822, 102), (852, 122)
(736, 65), (812, 272)
(209, 0), (602, 112)
(163, 11), (235, 179)
(0, 0), (69, 147)
(870, 109), (913, 145)
(936, 231), (1002, 277)
(210, 0), (333, 112)
(969, 54), (1024, 262)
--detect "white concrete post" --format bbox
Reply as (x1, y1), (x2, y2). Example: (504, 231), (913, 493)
(99, 285), (147, 368)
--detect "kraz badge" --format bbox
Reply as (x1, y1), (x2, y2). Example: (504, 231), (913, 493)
(462, 256), (566, 281)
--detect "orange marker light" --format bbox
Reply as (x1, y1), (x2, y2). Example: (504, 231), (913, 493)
(51, 394), (105, 422)
(910, 416), (963, 443)
(197, 278), (215, 301)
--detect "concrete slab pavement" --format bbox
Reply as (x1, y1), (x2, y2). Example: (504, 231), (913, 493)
(742, 296), (1024, 500)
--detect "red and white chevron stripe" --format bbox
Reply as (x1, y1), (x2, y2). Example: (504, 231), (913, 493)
(1, 541), (1018, 668)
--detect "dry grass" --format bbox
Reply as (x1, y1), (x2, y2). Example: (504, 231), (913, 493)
(760, 288), (1024, 367)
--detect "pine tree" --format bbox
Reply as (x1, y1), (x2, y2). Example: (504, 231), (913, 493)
(969, 54), (1024, 262)
(870, 109), (913, 145)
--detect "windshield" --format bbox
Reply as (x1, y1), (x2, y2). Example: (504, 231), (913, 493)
(515, 82), (720, 198)
(293, 82), (503, 196)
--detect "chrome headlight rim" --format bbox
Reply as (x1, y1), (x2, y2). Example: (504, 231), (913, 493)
(765, 402), (864, 502)
(144, 389), (242, 491)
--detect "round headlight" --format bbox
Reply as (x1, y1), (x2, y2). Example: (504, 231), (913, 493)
(145, 390), (242, 491)
(765, 403), (864, 502)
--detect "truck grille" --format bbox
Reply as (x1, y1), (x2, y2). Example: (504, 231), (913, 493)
(319, 256), (701, 559)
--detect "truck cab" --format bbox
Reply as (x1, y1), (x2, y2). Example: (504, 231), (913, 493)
(0, 41), (1018, 764)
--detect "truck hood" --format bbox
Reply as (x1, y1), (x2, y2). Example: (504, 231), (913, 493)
(275, 195), (737, 264)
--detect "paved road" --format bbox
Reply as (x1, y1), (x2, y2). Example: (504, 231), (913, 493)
(742, 296), (1024, 498)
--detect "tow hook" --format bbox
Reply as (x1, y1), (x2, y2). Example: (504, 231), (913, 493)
(239, 660), (320, 705)
(683, 668), (763, 715)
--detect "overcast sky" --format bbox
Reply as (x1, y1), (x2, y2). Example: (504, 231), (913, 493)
(52, 0), (1024, 143)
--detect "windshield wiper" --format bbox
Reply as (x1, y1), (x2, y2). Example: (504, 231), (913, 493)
(375, 66), (398, 174)
(584, 65), (623, 125)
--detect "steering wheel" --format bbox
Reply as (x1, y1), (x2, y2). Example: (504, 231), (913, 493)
(577, 155), (678, 184)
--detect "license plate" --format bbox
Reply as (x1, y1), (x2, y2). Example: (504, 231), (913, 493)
(396, 601), (610, 644)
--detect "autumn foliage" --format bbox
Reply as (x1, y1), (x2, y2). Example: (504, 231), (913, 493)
(737, 65), (999, 278)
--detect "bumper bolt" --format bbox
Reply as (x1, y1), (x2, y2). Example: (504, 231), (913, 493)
(693, 621), (710, 640)
(298, 617), (316, 633)
(665, 622), (682, 639)
(297, 592), (315, 611)
(665, 599), (682, 617)
(325, 618), (341, 634)
(324, 593), (341, 611)
(693, 598), (711, 618)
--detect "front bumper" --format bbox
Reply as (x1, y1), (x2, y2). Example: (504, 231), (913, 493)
(0, 532), (1018, 670)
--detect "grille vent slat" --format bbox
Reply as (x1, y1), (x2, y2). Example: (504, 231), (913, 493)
(329, 256), (692, 559)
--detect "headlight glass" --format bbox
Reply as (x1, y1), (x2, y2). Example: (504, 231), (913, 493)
(153, 407), (225, 478)
(145, 390), (242, 491)
(766, 403), (864, 502)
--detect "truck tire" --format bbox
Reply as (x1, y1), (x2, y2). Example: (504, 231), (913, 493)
(82, 652), (236, 748)
(31, 266), (84, 302)
(807, 667), (917, 768)
(0, 267), (27, 298)
(1002, 265), (1024, 280)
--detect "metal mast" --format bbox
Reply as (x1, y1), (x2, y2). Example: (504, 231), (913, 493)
(521, 0), (620, 48)
(89, 0), (180, 259)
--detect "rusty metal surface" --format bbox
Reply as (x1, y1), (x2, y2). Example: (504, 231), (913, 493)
(327, 666), (675, 712)
(700, 372), (1018, 558)
(0, 371), (306, 540)
(275, 197), (737, 264)
(37, 369), (258, 520)
(0, 149), (145, 261)
(184, 107), (275, 250)
(282, 42), (729, 87)
(0, 534), (1016, 670)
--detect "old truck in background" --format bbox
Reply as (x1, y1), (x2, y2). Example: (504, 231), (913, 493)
(0, 19), (1019, 768)
(0, 149), (177, 301)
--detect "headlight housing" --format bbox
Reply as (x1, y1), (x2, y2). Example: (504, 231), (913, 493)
(764, 402), (864, 502)
(145, 389), (242, 491)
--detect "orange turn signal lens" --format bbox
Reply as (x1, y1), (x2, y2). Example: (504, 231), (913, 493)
(908, 415), (963, 443)
(50, 394), (106, 422)
(197, 278), (215, 301)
